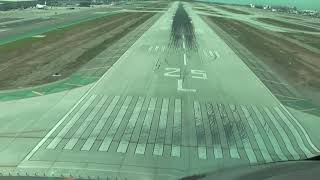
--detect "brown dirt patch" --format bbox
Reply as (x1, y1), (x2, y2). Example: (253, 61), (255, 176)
(0, 12), (155, 90)
(215, 5), (251, 15)
(195, 8), (226, 16)
(281, 32), (320, 50)
(280, 16), (302, 21)
(203, 16), (320, 105)
(257, 18), (320, 32)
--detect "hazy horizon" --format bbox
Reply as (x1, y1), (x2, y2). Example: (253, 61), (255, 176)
(205, 0), (320, 10)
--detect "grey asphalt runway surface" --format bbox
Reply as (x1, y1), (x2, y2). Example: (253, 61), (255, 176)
(0, 2), (319, 180)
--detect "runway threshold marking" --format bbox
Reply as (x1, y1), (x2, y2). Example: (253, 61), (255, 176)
(171, 99), (182, 157)
(203, 49), (208, 57)
(274, 107), (314, 158)
(251, 106), (288, 161)
(135, 97), (157, 154)
(155, 46), (159, 52)
(81, 96), (120, 151)
(241, 105), (273, 163)
(21, 44), (122, 161)
(153, 98), (169, 156)
(99, 96), (133, 151)
(194, 101), (207, 160)
(64, 96), (109, 150)
(263, 107), (300, 160)
(117, 97), (145, 153)
(46, 95), (97, 149)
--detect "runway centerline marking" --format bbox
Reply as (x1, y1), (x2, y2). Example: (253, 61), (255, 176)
(183, 53), (187, 65)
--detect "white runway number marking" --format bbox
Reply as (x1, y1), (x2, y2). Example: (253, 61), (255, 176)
(164, 68), (208, 92)
(191, 70), (207, 80)
(164, 68), (180, 78)
(164, 68), (207, 80)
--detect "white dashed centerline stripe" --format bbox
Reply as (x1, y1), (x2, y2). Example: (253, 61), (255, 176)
(135, 98), (157, 154)
(274, 107), (314, 158)
(64, 96), (108, 150)
(99, 96), (133, 151)
(81, 96), (120, 151)
(251, 106), (288, 161)
(263, 107), (300, 160)
(117, 97), (145, 153)
(46, 95), (97, 149)
(182, 34), (186, 49)
(183, 53), (187, 66)
(241, 105), (273, 163)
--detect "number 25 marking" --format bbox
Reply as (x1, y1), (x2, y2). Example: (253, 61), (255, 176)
(164, 68), (207, 80)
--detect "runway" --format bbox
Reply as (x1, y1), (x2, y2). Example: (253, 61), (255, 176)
(0, 2), (319, 179)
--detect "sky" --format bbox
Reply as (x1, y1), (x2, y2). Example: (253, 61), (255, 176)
(206, 0), (320, 10)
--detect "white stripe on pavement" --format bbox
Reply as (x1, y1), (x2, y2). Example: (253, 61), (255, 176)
(47, 95), (97, 149)
(263, 107), (300, 160)
(135, 98), (157, 154)
(241, 105), (273, 163)
(153, 98), (169, 156)
(274, 107), (314, 158)
(117, 97), (145, 153)
(64, 96), (108, 150)
(99, 96), (133, 151)
(81, 96), (121, 151)
(252, 106), (288, 161)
